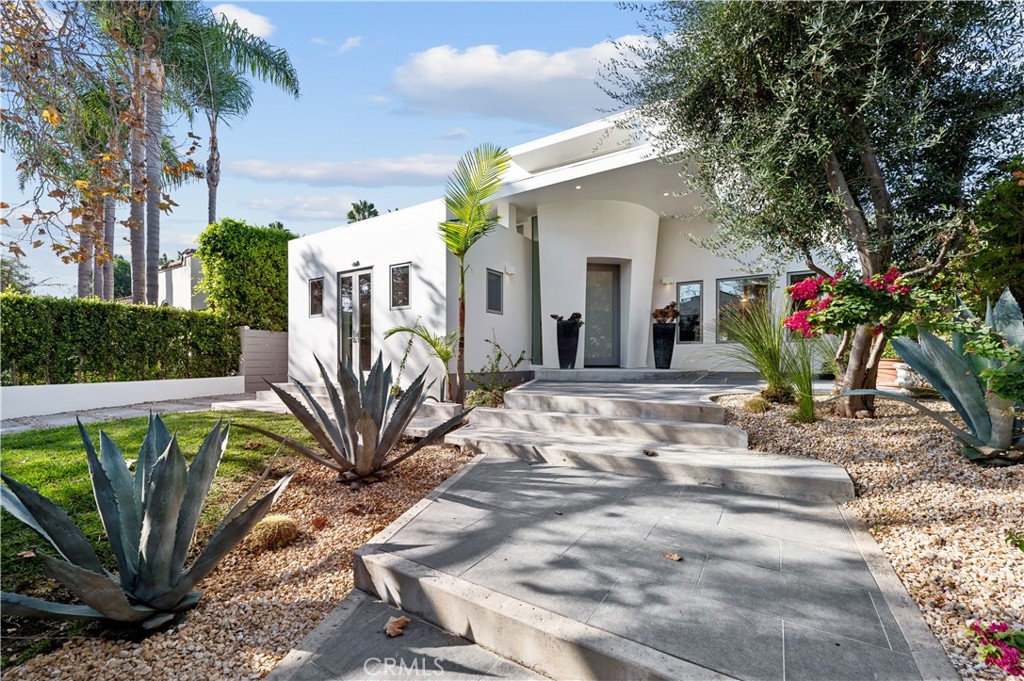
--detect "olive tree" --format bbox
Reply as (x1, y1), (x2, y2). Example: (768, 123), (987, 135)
(609, 0), (1024, 417)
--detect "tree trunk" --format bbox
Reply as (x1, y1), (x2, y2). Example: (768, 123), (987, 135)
(130, 57), (146, 304)
(456, 262), (466, 404)
(76, 201), (93, 298)
(92, 198), (105, 298)
(103, 193), (115, 300)
(144, 57), (164, 305)
(834, 325), (888, 418)
(206, 115), (220, 226)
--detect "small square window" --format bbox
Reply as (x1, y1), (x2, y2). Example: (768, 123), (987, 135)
(390, 263), (410, 309)
(788, 271), (816, 286)
(676, 281), (703, 343)
(716, 275), (771, 342)
(486, 269), (503, 314)
(309, 278), (324, 317)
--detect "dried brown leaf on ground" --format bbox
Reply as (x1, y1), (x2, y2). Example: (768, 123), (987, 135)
(663, 552), (684, 562)
(242, 440), (265, 450)
(643, 449), (659, 457)
(384, 616), (411, 637)
(310, 515), (328, 530)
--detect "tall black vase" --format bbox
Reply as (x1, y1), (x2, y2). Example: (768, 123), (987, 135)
(556, 321), (581, 369)
(652, 323), (676, 369)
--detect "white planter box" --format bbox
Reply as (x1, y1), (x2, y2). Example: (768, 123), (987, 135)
(1, 376), (245, 419)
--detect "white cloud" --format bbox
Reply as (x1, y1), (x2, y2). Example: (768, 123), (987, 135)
(310, 37), (328, 46)
(226, 154), (459, 187)
(438, 127), (471, 141)
(212, 4), (275, 38)
(337, 36), (363, 55)
(248, 193), (360, 221)
(368, 94), (392, 105)
(391, 36), (651, 127)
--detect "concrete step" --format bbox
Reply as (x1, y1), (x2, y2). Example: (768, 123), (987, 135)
(445, 426), (854, 502)
(503, 383), (725, 424)
(469, 407), (747, 449)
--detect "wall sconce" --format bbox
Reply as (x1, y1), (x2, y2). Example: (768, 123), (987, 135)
(505, 266), (516, 276)
(661, 276), (675, 285)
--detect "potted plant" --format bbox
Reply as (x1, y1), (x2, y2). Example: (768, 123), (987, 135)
(877, 343), (902, 390)
(551, 312), (584, 369)
(651, 302), (679, 369)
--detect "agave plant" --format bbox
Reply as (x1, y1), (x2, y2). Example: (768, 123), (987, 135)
(1, 415), (293, 628)
(241, 353), (469, 487)
(843, 290), (1023, 466)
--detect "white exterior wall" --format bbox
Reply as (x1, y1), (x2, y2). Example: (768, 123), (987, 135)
(287, 200), (448, 385)
(650, 217), (809, 371)
(157, 256), (206, 310)
(537, 200), (659, 368)
(452, 214), (533, 372)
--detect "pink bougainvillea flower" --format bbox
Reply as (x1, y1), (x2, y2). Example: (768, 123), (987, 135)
(788, 276), (824, 302)
(783, 309), (820, 338)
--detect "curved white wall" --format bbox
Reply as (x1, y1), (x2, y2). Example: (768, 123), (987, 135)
(537, 200), (659, 368)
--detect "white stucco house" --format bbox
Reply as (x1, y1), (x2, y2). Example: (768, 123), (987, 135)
(287, 115), (811, 387)
(157, 249), (207, 311)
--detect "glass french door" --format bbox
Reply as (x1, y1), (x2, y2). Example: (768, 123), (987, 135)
(338, 269), (372, 373)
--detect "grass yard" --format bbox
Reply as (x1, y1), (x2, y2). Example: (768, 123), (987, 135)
(0, 410), (316, 666)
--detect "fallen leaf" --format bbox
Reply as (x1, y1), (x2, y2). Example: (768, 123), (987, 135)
(17, 550), (35, 559)
(663, 552), (684, 562)
(346, 503), (369, 516)
(242, 440), (265, 450)
(311, 516), (328, 530)
(384, 615), (411, 637)
(643, 449), (659, 457)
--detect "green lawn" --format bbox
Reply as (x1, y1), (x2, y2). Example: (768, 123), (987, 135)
(0, 410), (316, 596)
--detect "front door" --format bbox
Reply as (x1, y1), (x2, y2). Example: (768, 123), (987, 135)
(338, 269), (372, 373)
(584, 264), (621, 367)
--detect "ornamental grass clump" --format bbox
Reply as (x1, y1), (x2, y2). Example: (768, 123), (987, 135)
(716, 298), (794, 402)
(242, 353), (469, 488)
(0, 415), (293, 629)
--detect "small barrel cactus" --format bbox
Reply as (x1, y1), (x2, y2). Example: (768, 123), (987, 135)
(743, 396), (772, 414)
(248, 514), (299, 551)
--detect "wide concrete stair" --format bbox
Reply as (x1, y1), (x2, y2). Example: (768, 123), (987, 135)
(447, 381), (854, 503)
(211, 382), (460, 437)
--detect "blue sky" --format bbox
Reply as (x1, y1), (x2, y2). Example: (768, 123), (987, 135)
(5, 1), (645, 293)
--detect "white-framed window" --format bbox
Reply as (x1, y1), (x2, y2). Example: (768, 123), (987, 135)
(486, 268), (503, 314)
(716, 275), (771, 342)
(676, 281), (703, 343)
(788, 270), (816, 286)
(390, 263), (411, 309)
(309, 278), (324, 317)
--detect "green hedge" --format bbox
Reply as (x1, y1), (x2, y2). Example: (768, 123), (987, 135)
(0, 294), (241, 386)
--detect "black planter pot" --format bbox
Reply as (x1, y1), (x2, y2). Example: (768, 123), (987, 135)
(652, 323), (676, 369)
(556, 321), (581, 369)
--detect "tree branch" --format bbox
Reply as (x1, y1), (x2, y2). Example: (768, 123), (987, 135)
(824, 153), (879, 275)
(859, 129), (894, 264)
(801, 248), (832, 277)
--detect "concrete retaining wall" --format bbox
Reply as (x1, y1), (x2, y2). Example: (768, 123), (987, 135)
(239, 327), (288, 392)
(0, 376), (245, 419)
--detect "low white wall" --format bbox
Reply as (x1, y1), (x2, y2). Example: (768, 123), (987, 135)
(1, 376), (245, 419)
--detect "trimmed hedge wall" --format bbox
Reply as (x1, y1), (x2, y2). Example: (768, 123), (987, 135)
(0, 294), (241, 386)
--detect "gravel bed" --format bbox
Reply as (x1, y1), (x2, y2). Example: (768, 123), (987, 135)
(3, 443), (473, 681)
(718, 393), (1024, 680)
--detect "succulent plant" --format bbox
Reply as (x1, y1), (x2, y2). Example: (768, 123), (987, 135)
(240, 354), (469, 487)
(843, 289), (1023, 465)
(0, 415), (293, 628)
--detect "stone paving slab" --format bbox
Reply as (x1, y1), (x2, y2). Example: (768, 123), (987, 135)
(358, 454), (949, 681)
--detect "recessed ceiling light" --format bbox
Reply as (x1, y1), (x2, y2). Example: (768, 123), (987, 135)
(575, 185), (582, 189)
(663, 192), (670, 197)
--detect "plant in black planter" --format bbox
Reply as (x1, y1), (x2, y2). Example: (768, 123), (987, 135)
(651, 302), (679, 369)
(551, 312), (584, 369)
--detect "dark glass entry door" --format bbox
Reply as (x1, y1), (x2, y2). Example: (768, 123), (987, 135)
(338, 269), (372, 372)
(584, 264), (621, 367)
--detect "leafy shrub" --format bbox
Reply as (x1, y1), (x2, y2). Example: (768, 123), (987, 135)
(196, 218), (296, 331)
(743, 396), (771, 414)
(0, 293), (240, 385)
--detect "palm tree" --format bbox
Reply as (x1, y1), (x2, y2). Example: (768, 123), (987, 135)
(175, 17), (300, 225)
(438, 143), (511, 403)
(347, 200), (379, 223)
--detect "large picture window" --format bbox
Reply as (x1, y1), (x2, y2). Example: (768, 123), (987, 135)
(716, 276), (771, 342)
(486, 269), (503, 314)
(390, 263), (410, 309)
(309, 278), (324, 317)
(676, 281), (702, 343)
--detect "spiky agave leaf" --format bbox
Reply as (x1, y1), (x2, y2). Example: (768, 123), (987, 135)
(135, 435), (189, 603)
(170, 421), (229, 578)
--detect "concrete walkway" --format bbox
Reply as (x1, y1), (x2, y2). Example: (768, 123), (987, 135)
(0, 393), (258, 435)
(273, 452), (954, 681)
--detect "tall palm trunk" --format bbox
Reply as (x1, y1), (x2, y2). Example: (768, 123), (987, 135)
(77, 201), (94, 298)
(92, 199), (105, 298)
(130, 57), (146, 304)
(103, 193), (116, 300)
(456, 262), (466, 404)
(144, 56), (164, 305)
(206, 114), (219, 225)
